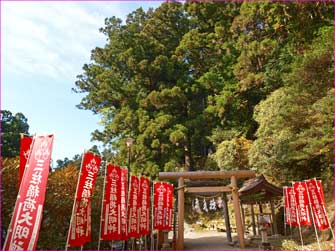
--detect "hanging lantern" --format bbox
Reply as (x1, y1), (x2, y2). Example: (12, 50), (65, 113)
(203, 198), (208, 212)
(217, 197), (223, 209)
(209, 198), (216, 211)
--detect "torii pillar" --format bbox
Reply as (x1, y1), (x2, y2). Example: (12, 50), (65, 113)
(231, 175), (245, 248)
(177, 177), (185, 250)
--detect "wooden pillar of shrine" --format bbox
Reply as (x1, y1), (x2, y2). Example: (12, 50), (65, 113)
(270, 200), (278, 236)
(241, 202), (245, 232)
(231, 176), (245, 248)
(222, 194), (232, 243)
(250, 203), (257, 236)
(177, 177), (185, 250)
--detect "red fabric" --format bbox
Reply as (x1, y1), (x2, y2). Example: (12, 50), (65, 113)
(128, 176), (140, 238)
(293, 182), (311, 225)
(317, 180), (325, 205)
(4, 134), (54, 251)
(154, 182), (169, 230)
(283, 187), (291, 225)
(119, 168), (128, 240)
(305, 179), (330, 230)
(68, 152), (101, 247)
(101, 165), (122, 240)
(68, 201), (91, 247)
(287, 187), (299, 226)
(138, 177), (150, 236)
(163, 183), (173, 230)
(76, 152), (101, 202)
(18, 135), (33, 188)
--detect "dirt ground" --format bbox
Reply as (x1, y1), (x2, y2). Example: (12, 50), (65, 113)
(184, 231), (244, 250)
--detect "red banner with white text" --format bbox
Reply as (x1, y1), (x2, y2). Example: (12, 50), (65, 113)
(138, 177), (150, 236)
(283, 187), (291, 225)
(287, 187), (299, 226)
(18, 135), (33, 188)
(163, 183), (173, 230)
(305, 179), (330, 230)
(128, 176), (140, 238)
(120, 168), (128, 240)
(68, 152), (101, 247)
(101, 164), (122, 240)
(4, 134), (54, 251)
(153, 182), (167, 230)
(293, 182), (311, 225)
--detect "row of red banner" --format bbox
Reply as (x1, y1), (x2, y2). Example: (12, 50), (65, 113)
(66, 152), (174, 247)
(4, 135), (174, 250)
(283, 179), (330, 230)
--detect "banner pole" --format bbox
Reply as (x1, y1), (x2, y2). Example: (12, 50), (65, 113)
(65, 151), (86, 250)
(150, 182), (155, 251)
(283, 187), (287, 237)
(292, 182), (304, 250)
(304, 180), (321, 251)
(98, 163), (108, 251)
(316, 179), (334, 239)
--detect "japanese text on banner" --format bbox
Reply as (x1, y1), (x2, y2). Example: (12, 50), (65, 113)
(138, 177), (150, 236)
(128, 176), (140, 238)
(305, 179), (330, 230)
(68, 152), (101, 247)
(4, 134), (54, 251)
(293, 182), (311, 226)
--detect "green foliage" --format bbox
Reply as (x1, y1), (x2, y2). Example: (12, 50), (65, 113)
(1, 110), (30, 157)
(213, 137), (252, 170)
(249, 26), (334, 181)
(73, 1), (333, 182)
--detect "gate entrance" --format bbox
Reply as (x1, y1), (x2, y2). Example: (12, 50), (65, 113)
(159, 170), (256, 250)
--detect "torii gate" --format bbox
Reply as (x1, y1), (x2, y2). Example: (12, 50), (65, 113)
(159, 170), (256, 249)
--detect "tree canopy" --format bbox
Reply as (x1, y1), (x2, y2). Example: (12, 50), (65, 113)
(1, 110), (30, 157)
(73, 1), (333, 182)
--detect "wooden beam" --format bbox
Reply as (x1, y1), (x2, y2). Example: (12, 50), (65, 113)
(270, 200), (278, 236)
(185, 186), (232, 193)
(231, 176), (245, 248)
(177, 177), (185, 250)
(159, 170), (256, 180)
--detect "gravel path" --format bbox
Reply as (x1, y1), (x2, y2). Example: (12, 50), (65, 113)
(184, 231), (242, 250)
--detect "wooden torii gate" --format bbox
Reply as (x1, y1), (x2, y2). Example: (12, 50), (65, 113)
(159, 170), (256, 250)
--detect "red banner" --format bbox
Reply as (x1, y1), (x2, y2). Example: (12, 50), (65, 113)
(317, 180), (325, 205)
(138, 177), (150, 236)
(68, 201), (91, 247)
(101, 164), (122, 240)
(305, 179), (330, 230)
(283, 187), (291, 225)
(68, 152), (101, 247)
(120, 168), (128, 240)
(287, 187), (299, 226)
(128, 176), (140, 238)
(163, 183), (173, 230)
(18, 135), (33, 188)
(293, 182), (311, 225)
(153, 182), (167, 230)
(4, 134), (54, 251)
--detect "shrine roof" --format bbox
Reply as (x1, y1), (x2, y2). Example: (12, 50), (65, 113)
(238, 175), (282, 203)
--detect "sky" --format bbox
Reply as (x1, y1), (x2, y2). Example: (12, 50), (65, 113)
(1, 1), (163, 164)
